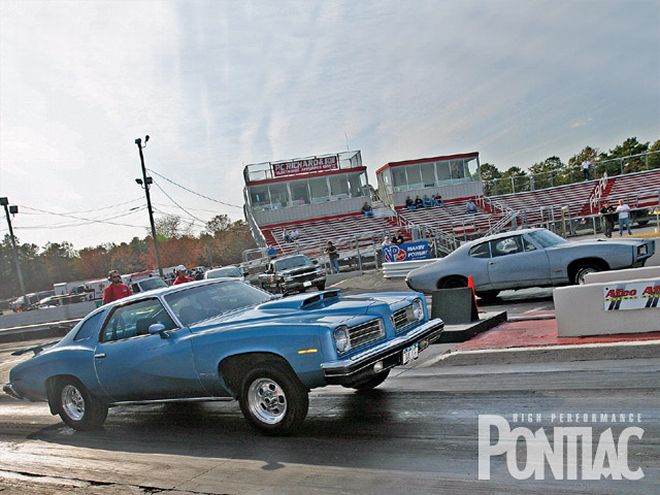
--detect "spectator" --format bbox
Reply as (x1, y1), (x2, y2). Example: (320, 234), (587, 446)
(361, 202), (374, 218)
(172, 265), (194, 285)
(381, 235), (392, 248)
(414, 195), (424, 208)
(466, 200), (478, 215)
(290, 228), (301, 241)
(433, 194), (444, 206)
(600, 201), (616, 238)
(283, 230), (292, 243)
(422, 194), (433, 208)
(615, 200), (632, 236)
(582, 159), (591, 181)
(325, 241), (340, 274)
(405, 196), (415, 210)
(266, 245), (278, 258)
(392, 231), (405, 245)
(102, 270), (132, 304)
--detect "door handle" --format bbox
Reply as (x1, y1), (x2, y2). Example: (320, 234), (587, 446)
(94, 353), (106, 359)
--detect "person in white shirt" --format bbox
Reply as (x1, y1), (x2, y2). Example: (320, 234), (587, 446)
(615, 199), (632, 236)
(581, 159), (591, 181)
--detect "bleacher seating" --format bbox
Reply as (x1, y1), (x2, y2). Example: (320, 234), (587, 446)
(260, 213), (400, 257)
(605, 169), (660, 208)
(397, 200), (502, 237)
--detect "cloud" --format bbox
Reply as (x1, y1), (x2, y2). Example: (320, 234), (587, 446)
(571, 117), (593, 129)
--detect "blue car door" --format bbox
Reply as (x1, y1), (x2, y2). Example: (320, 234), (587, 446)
(487, 234), (551, 289)
(93, 297), (206, 402)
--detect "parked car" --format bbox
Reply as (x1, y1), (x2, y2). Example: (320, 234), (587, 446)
(4, 279), (443, 435)
(204, 265), (245, 281)
(128, 276), (168, 294)
(406, 228), (655, 299)
(259, 255), (326, 294)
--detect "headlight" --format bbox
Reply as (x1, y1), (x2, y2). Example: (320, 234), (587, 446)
(412, 299), (425, 321)
(284, 275), (294, 281)
(333, 326), (351, 354)
(637, 245), (648, 256)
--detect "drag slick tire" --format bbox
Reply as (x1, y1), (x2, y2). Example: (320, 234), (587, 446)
(52, 377), (108, 431)
(239, 363), (309, 436)
(345, 370), (391, 391)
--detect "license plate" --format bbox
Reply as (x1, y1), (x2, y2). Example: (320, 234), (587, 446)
(303, 281), (312, 287)
(402, 342), (419, 365)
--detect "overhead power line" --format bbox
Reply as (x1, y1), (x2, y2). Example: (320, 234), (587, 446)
(147, 168), (243, 209)
(18, 205), (148, 229)
(152, 180), (208, 224)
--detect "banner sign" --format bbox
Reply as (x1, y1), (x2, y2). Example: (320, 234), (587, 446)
(273, 156), (339, 177)
(603, 280), (660, 311)
(383, 241), (431, 263)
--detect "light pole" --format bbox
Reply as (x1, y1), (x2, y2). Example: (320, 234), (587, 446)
(134, 135), (163, 278)
(0, 197), (27, 303)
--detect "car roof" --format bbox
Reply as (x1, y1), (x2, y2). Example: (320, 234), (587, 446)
(101, 278), (231, 309)
(458, 228), (547, 249)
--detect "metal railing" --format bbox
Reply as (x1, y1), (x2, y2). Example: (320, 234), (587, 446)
(483, 151), (659, 196)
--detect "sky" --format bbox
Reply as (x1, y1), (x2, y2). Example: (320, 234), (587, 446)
(1, 0), (658, 249)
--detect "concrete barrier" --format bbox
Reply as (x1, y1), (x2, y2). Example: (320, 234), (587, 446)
(584, 266), (660, 284)
(0, 301), (96, 330)
(382, 259), (438, 279)
(554, 277), (660, 337)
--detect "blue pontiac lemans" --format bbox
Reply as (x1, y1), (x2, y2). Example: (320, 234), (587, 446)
(4, 279), (443, 435)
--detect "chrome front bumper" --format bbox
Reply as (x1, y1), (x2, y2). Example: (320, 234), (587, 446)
(3, 383), (24, 400)
(321, 318), (444, 386)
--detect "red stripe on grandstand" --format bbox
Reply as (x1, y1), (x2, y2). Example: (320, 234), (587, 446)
(375, 152), (479, 175)
(246, 167), (367, 186)
(261, 212), (365, 230)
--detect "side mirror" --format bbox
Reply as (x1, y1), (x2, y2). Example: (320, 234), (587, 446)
(312, 259), (319, 265)
(148, 323), (169, 338)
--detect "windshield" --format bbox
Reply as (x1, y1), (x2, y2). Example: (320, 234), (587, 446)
(164, 281), (271, 326)
(206, 266), (242, 278)
(138, 278), (168, 291)
(273, 256), (312, 271)
(528, 230), (568, 248)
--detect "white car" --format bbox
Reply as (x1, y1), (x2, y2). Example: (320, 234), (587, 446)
(204, 265), (245, 281)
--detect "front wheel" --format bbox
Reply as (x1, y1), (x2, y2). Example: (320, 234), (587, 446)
(239, 363), (309, 436)
(52, 378), (108, 431)
(476, 290), (500, 301)
(345, 370), (391, 391)
(315, 281), (326, 291)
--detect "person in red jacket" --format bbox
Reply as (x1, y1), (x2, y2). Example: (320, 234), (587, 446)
(102, 270), (132, 304)
(172, 265), (194, 285)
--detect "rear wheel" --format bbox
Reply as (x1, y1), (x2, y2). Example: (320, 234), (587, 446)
(52, 378), (108, 431)
(316, 281), (326, 291)
(573, 263), (602, 285)
(238, 362), (309, 436)
(438, 276), (468, 289)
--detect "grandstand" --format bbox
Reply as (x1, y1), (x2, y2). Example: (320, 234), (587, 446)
(243, 150), (399, 259)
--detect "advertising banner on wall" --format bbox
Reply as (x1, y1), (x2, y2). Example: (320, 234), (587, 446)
(383, 241), (431, 263)
(603, 280), (660, 311)
(272, 156), (339, 177)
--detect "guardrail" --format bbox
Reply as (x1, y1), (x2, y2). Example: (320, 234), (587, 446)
(382, 258), (439, 279)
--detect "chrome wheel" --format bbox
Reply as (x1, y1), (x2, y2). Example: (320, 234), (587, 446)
(247, 378), (287, 425)
(577, 267), (598, 284)
(61, 384), (85, 421)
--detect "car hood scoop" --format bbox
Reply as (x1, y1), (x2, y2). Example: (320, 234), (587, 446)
(258, 289), (341, 311)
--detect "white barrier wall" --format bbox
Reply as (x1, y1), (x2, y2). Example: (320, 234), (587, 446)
(554, 277), (660, 337)
(0, 301), (97, 329)
(584, 266), (660, 285)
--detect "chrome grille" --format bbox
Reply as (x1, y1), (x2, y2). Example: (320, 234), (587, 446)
(348, 319), (384, 348)
(392, 305), (414, 333)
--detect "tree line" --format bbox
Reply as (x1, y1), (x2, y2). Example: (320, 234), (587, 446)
(480, 137), (660, 196)
(0, 214), (256, 301)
